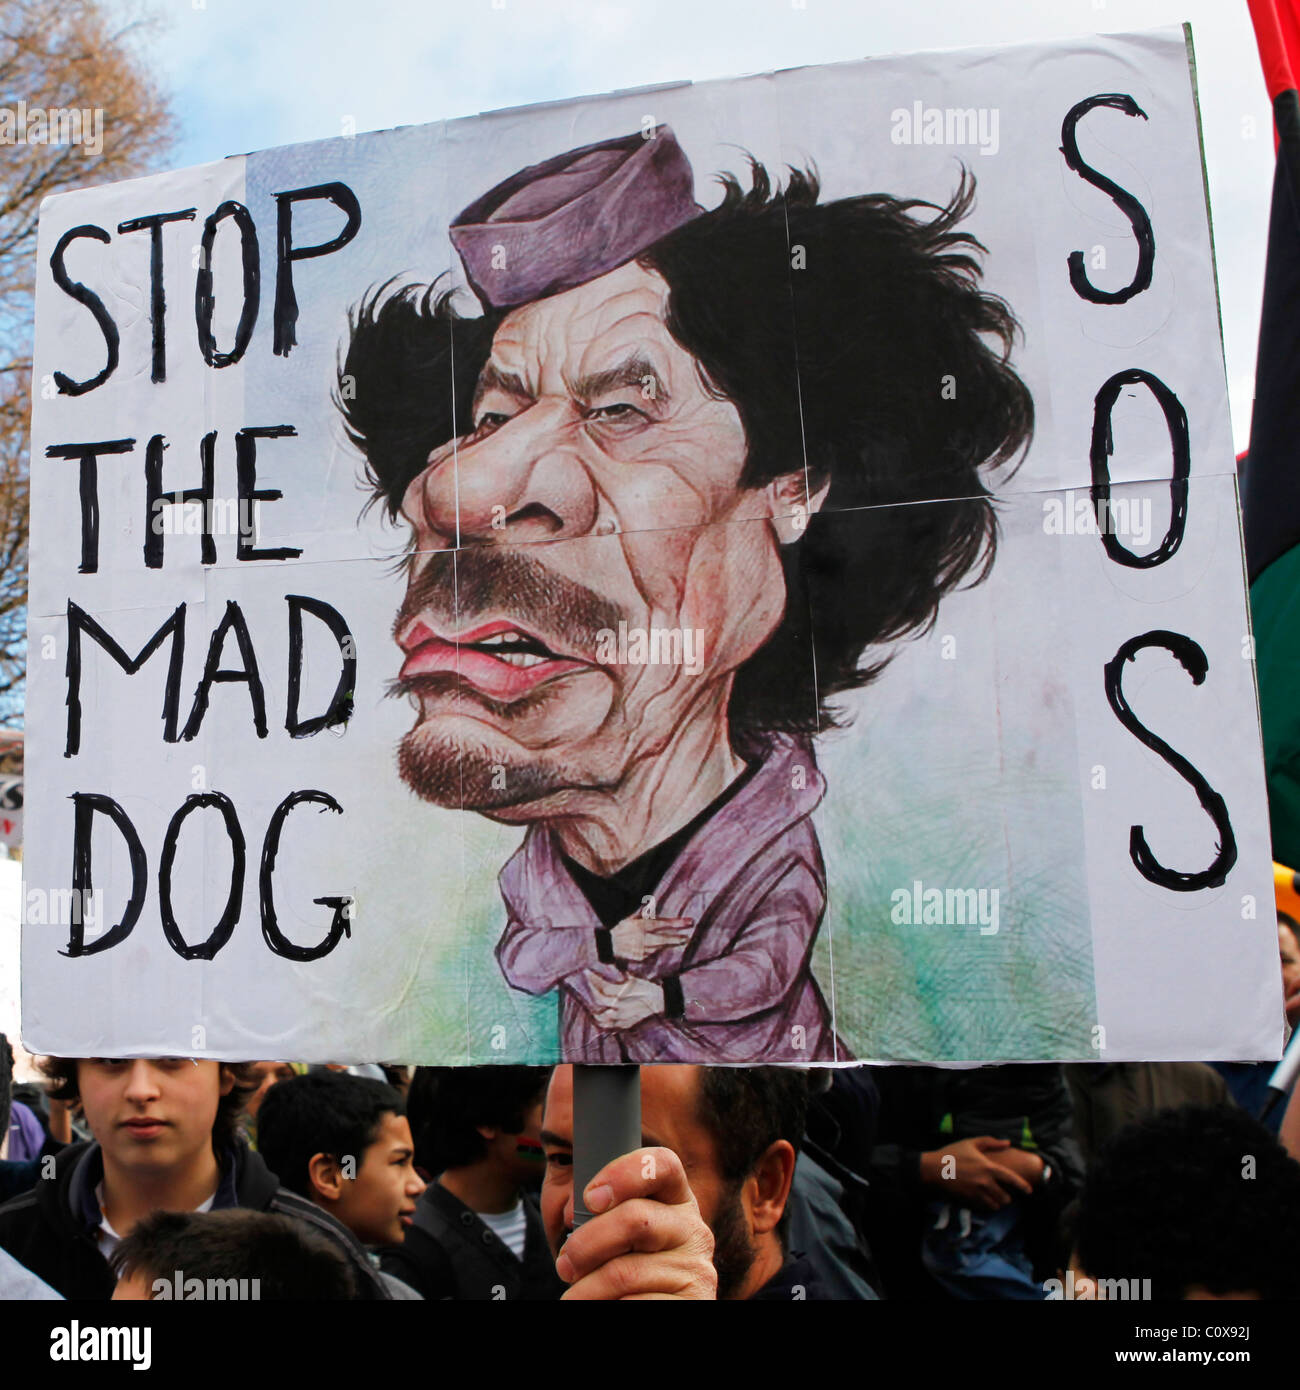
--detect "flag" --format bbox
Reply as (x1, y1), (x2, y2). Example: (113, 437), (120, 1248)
(1244, 0), (1300, 870)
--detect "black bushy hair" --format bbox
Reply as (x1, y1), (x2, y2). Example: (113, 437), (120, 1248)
(338, 162), (1031, 736)
(1076, 1104), (1300, 1300)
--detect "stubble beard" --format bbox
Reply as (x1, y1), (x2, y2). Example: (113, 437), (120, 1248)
(710, 1184), (761, 1301)
(397, 719), (612, 813)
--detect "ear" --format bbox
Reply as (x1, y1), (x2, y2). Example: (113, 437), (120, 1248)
(307, 1152), (344, 1204)
(216, 1064), (236, 1099)
(769, 472), (830, 546)
(745, 1140), (797, 1237)
(475, 1124), (500, 1142)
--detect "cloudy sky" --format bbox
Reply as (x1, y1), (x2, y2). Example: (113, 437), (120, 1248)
(115, 0), (1276, 450)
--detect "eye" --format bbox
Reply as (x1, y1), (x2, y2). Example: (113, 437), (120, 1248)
(545, 1151), (572, 1168)
(585, 402), (645, 425)
(469, 411), (512, 438)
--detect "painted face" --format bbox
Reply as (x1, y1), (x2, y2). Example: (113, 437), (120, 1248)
(394, 261), (800, 816)
(78, 1058), (231, 1176)
(330, 1112), (426, 1247)
(479, 1095), (547, 1186)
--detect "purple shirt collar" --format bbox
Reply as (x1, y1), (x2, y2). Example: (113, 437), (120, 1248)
(499, 731), (825, 921)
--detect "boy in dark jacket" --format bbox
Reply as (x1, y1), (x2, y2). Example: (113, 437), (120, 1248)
(380, 1065), (563, 1301)
(0, 1057), (389, 1300)
(256, 1070), (426, 1293)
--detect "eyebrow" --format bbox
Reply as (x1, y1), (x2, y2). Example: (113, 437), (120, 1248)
(570, 354), (670, 408)
(471, 361), (532, 415)
(472, 352), (671, 420)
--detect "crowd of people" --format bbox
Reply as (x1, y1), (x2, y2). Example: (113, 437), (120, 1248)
(0, 907), (1298, 1302)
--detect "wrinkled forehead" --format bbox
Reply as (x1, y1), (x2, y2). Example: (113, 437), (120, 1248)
(485, 261), (684, 390)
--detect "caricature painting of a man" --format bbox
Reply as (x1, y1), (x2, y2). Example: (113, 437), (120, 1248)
(339, 127), (1033, 1063)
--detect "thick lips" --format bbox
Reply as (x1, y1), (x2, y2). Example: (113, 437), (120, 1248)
(397, 618), (592, 701)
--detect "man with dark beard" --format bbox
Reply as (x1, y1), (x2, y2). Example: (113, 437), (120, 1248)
(539, 1063), (832, 1299)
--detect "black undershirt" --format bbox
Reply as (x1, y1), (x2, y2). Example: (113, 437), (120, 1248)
(560, 759), (757, 1021)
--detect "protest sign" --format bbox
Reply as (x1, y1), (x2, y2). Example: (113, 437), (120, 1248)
(21, 25), (1281, 1064)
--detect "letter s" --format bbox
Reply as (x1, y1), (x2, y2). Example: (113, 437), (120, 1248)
(1060, 94), (1154, 304)
(1103, 631), (1237, 891)
(50, 224), (120, 394)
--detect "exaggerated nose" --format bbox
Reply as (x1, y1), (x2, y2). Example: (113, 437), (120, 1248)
(402, 403), (601, 545)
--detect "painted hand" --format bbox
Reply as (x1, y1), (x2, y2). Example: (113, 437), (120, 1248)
(585, 970), (665, 1030)
(609, 914), (694, 963)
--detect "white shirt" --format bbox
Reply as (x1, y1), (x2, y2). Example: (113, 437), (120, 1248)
(94, 1181), (217, 1259)
(479, 1200), (527, 1260)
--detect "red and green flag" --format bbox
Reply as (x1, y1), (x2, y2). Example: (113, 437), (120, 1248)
(1244, 0), (1300, 869)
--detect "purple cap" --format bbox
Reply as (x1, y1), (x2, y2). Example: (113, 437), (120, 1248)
(449, 126), (702, 309)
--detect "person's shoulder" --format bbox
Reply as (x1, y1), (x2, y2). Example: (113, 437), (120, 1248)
(0, 1157), (42, 1206)
(412, 1179), (488, 1238)
(0, 1245), (63, 1300)
(0, 1147), (100, 1300)
(378, 1268), (424, 1300)
(0, 1177), (42, 1233)
(1164, 1060), (1233, 1107)
(266, 1186), (391, 1299)
(265, 1185), (335, 1231)
(378, 1237), (449, 1300)
(0, 1138), (86, 1226)
(229, 1137), (281, 1209)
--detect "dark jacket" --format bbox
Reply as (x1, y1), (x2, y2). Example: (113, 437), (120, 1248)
(750, 1253), (829, 1301)
(868, 1063), (1085, 1198)
(785, 1155), (880, 1299)
(865, 1064), (1085, 1298)
(0, 1138), (389, 1301)
(379, 1182), (563, 1301)
(1068, 1062), (1234, 1159)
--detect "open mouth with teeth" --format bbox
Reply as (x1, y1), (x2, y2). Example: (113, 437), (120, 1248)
(398, 619), (593, 701)
(464, 629), (563, 668)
